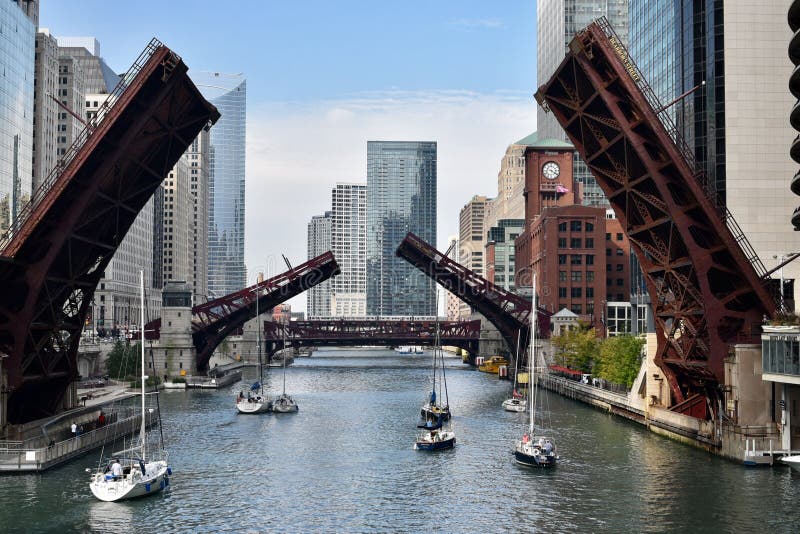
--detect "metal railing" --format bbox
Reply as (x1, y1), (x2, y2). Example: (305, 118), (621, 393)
(590, 18), (769, 280)
(0, 38), (169, 253)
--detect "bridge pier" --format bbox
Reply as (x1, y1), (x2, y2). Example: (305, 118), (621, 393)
(1, 360), (7, 438)
(148, 282), (197, 380)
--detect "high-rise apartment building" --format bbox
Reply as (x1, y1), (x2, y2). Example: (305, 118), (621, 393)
(331, 183), (367, 317)
(307, 211), (332, 318)
(366, 141), (437, 317)
(187, 130), (210, 304)
(55, 56), (84, 159)
(32, 29), (58, 191)
(457, 195), (489, 317)
(198, 74), (247, 298)
(628, 1), (800, 307)
(161, 158), (191, 287)
(0, 1), (35, 238)
(537, 0), (628, 207)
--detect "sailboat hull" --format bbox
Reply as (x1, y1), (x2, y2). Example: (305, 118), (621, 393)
(236, 398), (271, 414)
(415, 430), (456, 450)
(502, 398), (526, 412)
(89, 461), (170, 502)
(514, 440), (557, 468)
(272, 394), (298, 413)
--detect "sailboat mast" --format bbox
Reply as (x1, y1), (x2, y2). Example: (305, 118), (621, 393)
(140, 269), (146, 461)
(282, 326), (286, 395)
(529, 274), (537, 435)
(256, 285), (262, 386)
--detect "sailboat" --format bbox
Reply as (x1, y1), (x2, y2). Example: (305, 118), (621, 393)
(89, 270), (172, 502)
(502, 331), (526, 412)
(415, 321), (455, 450)
(513, 274), (558, 467)
(272, 326), (298, 413)
(236, 284), (271, 414)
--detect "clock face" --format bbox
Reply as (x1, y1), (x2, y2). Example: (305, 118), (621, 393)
(543, 161), (560, 180)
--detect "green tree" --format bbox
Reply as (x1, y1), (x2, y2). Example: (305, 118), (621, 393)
(551, 323), (599, 373)
(105, 341), (141, 380)
(595, 334), (645, 388)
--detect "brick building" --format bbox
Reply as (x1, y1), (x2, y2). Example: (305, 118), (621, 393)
(514, 135), (631, 333)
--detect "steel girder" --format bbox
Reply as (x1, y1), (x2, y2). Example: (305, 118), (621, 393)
(261, 319), (481, 357)
(535, 19), (776, 410)
(0, 40), (219, 424)
(395, 232), (551, 359)
(145, 252), (340, 371)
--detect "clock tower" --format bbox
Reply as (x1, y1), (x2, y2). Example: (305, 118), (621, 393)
(522, 137), (577, 222)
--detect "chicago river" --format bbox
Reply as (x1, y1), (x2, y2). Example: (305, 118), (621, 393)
(2, 349), (799, 533)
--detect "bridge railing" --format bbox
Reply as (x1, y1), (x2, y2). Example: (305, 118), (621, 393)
(0, 38), (168, 253)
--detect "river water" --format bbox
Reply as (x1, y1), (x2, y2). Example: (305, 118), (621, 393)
(1, 348), (799, 533)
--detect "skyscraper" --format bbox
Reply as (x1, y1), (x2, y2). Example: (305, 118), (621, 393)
(537, 0), (628, 207)
(0, 1), (34, 238)
(198, 74), (247, 297)
(307, 211), (332, 318)
(366, 141), (437, 317)
(330, 183), (367, 317)
(628, 1), (799, 305)
(187, 130), (211, 304)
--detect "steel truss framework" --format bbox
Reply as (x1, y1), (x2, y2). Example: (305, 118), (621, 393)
(0, 39), (219, 424)
(396, 232), (551, 360)
(261, 319), (481, 358)
(146, 252), (340, 371)
(535, 19), (776, 414)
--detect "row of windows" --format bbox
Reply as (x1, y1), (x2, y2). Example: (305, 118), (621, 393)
(558, 237), (595, 249)
(558, 254), (595, 266)
(557, 221), (595, 232)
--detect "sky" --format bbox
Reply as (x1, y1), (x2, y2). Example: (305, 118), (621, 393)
(40, 0), (539, 312)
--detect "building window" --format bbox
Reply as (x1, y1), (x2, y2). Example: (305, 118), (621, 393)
(586, 238), (594, 248)
(586, 222), (594, 232)
(587, 271), (594, 282)
(570, 221), (582, 232)
(616, 233), (623, 241)
(571, 255), (582, 265)
(558, 255), (567, 265)
(606, 233), (611, 240)
(616, 248), (624, 256)
(616, 264), (623, 272)
(616, 278), (624, 286)
(571, 271), (581, 282)
(586, 255), (595, 266)
(587, 287), (594, 298)
(558, 287), (567, 298)
(572, 304), (582, 314)
(606, 248), (611, 257)
(558, 222), (567, 232)
(558, 237), (567, 248)
(570, 238), (581, 248)
(559, 271), (567, 282)
(587, 302), (594, 315)
(571, 287), (582, 298)
(606, 264), (612, 272)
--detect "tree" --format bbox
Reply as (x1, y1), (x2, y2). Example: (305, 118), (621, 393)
(105, 341), (141, 380)
(595, 334), (645, 388)
(551, 322), (599, 373)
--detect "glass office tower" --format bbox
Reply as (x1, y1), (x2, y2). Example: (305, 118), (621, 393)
(366, 141), (437, 317)
(0, 2), (34, 237)
(199, 75), (247, 297)
(537, 0), (628, 207)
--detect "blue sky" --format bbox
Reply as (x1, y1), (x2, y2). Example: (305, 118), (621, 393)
(41, 1), (537, 102)
(40, 1), (540, 311)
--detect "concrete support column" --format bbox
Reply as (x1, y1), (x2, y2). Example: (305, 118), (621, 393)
(0, 359), (7, 437)
(782, 383), (792, 451)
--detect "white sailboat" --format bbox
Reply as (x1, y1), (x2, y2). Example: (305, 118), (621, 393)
(89, 270), (171, 502)
(502, 331), (526, 413)
(237, 283), (271, 414)
(415, 320), (456, 450)
(513, 274), (558, 467)
(272, 327), (298, 413)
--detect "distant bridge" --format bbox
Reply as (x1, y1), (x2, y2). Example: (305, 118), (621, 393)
(261, 319), (481, 358)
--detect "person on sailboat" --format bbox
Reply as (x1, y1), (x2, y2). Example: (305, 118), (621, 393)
(111, 459), (123, 480)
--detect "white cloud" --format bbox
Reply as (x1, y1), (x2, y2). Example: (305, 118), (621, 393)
(245, 90), (537, 311)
